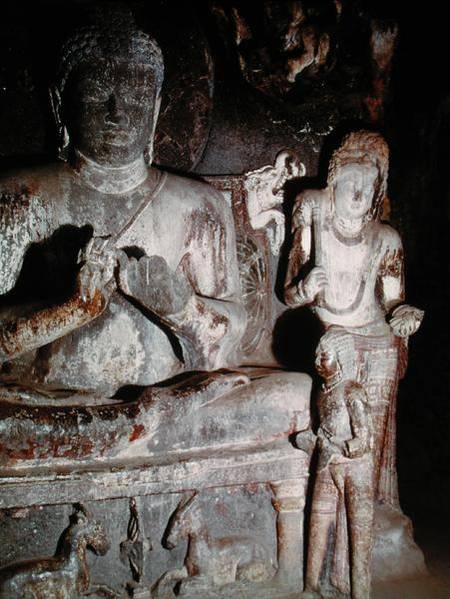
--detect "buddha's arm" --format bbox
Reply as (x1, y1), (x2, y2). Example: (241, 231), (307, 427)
(167, 290), (246, 371)
(0, 233), (115, 362)
(0, 190), (48, 296)
(118, 199), (246, 370)
(173, 203), (247, 370)
(0, 287), (108, 361)
(118, 257), (245, 370)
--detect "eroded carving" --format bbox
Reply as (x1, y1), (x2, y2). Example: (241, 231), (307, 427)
(224, 2), (339, 99)
(155, 492), (275, 596)
(244, 150), (304, 256)
(0, 6), (313, 597)
(0, 504), (110, 598)
(120, 497), (152, 597)
(0, 4), (245, 400)
(285, 130), (424, 596)
(304, 329), (375, 598)
(0, 6), (313, 475)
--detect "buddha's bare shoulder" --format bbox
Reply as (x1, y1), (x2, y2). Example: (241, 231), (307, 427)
(157, 169), (230, 218)
(0, 162), (72, 209)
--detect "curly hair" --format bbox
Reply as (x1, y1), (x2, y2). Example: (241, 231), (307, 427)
(56, 3), (164, 95)
(327, 130), (390, 220)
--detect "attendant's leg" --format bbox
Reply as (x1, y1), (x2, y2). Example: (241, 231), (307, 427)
(345, 459), (375, 599)
(305, 466), (338, 592)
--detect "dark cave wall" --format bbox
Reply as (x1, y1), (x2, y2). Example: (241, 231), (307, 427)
(388, 11), (450, 520)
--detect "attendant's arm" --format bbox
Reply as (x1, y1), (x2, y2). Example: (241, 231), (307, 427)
(377, 229), (423, 338)
(284, 191), (327, 307)
(377, 231), (405, 313)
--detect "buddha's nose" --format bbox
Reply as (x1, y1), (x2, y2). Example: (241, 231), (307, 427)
(105, 94), (128, 126)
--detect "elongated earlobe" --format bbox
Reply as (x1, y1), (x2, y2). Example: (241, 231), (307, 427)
(49, 85), (70, 161)
(144, 93), (162, 165)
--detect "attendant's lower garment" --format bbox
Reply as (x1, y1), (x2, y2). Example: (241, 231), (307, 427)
(306, 455), (375, 599)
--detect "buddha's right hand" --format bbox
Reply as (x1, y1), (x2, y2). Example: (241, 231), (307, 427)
(76, 237), (117, 309)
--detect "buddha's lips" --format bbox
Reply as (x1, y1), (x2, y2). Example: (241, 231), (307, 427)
(102, 129), (135, 146)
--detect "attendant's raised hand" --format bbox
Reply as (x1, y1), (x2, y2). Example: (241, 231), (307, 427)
(300, 266), (328, 303)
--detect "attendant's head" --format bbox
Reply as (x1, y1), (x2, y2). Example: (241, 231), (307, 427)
(328, 130), (389, 223)
(315, 327), (359, 388)
(51, 4), (164, 167)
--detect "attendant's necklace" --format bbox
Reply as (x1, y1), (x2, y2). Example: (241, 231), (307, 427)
(331, 215), (367, 246)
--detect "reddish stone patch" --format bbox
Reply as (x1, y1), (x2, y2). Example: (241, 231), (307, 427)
(129, 424), (145, 442)
(215, 500), (228, 517)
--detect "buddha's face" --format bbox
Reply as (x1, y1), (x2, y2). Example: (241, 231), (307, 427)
(333, 163), (379, 221)
(64, 59), (158, 167)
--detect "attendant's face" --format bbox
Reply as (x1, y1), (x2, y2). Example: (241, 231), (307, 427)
(64, 59), (158, 166)
(333, 163), (379, 221)
(316, 347), (339, 381)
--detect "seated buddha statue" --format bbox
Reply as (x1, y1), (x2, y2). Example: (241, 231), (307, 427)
(0, 6), (310, 468)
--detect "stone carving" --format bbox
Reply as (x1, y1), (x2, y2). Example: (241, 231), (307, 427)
(223, 1), (339, 98)
(0, 5), (313, 597)
(0, 4), (245, 394)
(0, 504), (110, 598)
(0, 5), (311, 469)
(366, 20), (398, 122)
(244, 150), (305, 255)
(285, 130), (424, 596)
(155, 492), (274, 596)
(120, 497), (152, 597)
(236, 233), (268, 354)
(203, 174), (273, 362)
(304, 329), (375, 599)
(270, 479), (307, 588)
(150, 6), (215, 172)
(282, 1), (334, 84)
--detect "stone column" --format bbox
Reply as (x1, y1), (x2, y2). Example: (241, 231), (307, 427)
(271, 477), (307, 589)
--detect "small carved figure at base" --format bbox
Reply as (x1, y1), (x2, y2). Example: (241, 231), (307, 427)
(154, 493), (275, 597)
(0, 504), (109, 599)
(120, 497), (152, 598)
(305, 329), (375, 599)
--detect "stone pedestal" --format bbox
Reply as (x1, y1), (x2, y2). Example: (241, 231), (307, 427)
(0, 445), (310, 597)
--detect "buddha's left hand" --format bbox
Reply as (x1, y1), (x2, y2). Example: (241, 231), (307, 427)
(118, 253), (194, 317)
(389, 304), (424, 338)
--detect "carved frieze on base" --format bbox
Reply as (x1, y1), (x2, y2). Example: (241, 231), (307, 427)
(0, 446), (309, 598)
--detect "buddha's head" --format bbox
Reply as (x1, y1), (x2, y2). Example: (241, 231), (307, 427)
(327, 130), (389, 223)
(51, 4), (164, 167)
